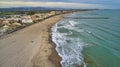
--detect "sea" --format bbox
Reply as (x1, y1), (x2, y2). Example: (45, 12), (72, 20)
(52, 10), (120, 67)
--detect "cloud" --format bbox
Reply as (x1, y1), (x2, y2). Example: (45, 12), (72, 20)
(0, 1), (105, 9)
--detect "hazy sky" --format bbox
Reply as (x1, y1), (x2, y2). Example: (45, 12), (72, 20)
(0, 0), (120, 9)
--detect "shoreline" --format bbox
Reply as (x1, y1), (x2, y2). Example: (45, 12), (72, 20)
(48, 25), (62, 67)
(31, 14), (64, 67)
(0, 14), (65, 67)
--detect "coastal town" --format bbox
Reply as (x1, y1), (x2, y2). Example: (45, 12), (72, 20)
(0, 10), (70, 36)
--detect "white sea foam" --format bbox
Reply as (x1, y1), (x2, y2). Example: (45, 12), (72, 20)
(57, 20), (85, 33)
(69, 20), (77, 26)
(51, 20), (87, 67)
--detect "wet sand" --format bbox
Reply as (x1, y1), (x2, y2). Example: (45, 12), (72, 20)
(0, 14), (64, 67)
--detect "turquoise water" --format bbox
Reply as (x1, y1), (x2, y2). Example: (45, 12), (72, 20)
(52, 10), (120, 67)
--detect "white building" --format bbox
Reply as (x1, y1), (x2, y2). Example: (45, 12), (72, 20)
(22, 19), (33, 24)
(0, 25), (10, 33)
(22, 15), (33, 24)
(2, 20), (11, 26)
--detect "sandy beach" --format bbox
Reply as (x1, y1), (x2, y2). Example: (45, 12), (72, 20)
(0, 14), (64, 67)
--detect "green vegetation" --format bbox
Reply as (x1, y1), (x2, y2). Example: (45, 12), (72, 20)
(0, 9), (94, 16)
(0, 10), (52, 16)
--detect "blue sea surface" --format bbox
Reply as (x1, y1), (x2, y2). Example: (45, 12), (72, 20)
(52, 10), (120, 67)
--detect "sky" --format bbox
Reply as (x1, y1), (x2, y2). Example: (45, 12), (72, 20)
(0, 0), (120, 9)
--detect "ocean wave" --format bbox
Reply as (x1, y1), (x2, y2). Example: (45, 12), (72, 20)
(57, 20), (85, 34)
(51, 21), (86, 67)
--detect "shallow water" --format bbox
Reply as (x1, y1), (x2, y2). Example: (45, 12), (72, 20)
(52, 10), (120, 67)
